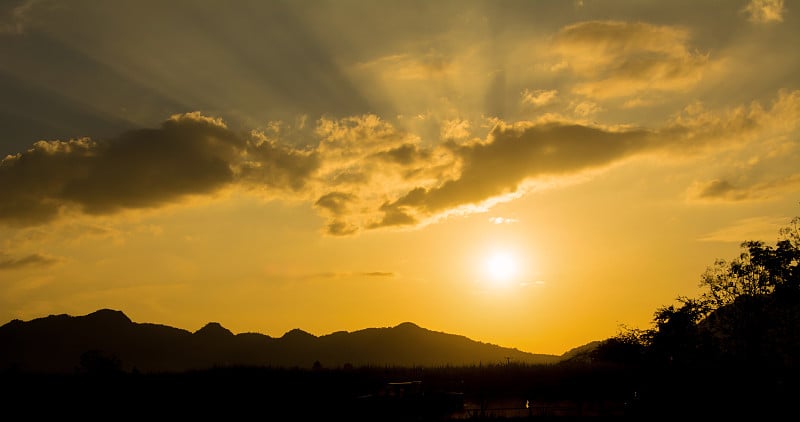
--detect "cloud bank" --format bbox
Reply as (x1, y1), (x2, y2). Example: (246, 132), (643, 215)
(2, 86), (799, 235)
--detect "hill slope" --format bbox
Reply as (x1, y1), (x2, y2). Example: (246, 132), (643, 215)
(0, 309), (561, 373)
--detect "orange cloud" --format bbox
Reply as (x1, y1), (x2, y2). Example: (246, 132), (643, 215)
(2, 90), (798, 236)
(742, 0), (785, 23)
(521, 89), (558, 107)
(552, 21), (712, 100)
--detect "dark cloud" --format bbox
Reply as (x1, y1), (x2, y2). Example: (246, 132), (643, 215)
(0, 113), (318, 225)
(325, 220), (358, 236)
(0, 114), (239, 223)
(0, 0), (37, 34)
(370, 203), (419, 229)
(689, 175), (800, 202)
(372, 143), (429, 166)
(694, 179), (743, 200)
(0, 252), (58, 270)
(372, 122), (652, 227)
(240, 138), (319, 192)
(315, 192), (356, 215)
(62, 114), (242, 214)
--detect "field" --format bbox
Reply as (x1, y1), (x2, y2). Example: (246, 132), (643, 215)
(3, 362), (795, 420)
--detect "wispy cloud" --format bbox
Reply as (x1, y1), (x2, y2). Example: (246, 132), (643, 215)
(688, 174), (800, 202)
(360, 272), (395, 278)
(0, 0), (41, 34)
(743, 0), (785, 23)
(0, 252), (59, 270)
(300, 271), (396, 280)
(441, 119), (472, 140)
(521, 89), (558, 107)
(356, 52), (456, 81)
(552, 21), (714, 99)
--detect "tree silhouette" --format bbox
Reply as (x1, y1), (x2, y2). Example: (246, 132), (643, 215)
(646, 297), (712, 365)
(598, 216), (800, 368)
(590, 326), (647, 365)
(700, 216), (800, 309)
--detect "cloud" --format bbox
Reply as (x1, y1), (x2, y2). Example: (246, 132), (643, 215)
(325, 220), (358, 237)
(314, 192), (356, 216)
(356, 52), (456, 81)
(315, 114), (421, 171)
(688, 175), (800, 202)
(295, 271), (396, 280)
(360, 272), (394, 277)
(0, 0), (40, 34)
(690, 179), (745, 201)
(372, 121), (655, 228)
(367, 90), (800, 231)
(0, 113), (238, 223)
(0, 252), (58, 270)
(665, 89), (800, 154)
(372, 143), (431, 166)
(0, 112), (318, 225)
(441, 119), (471, 140)
(3, 89), (798, 235)
(743, 0), (785, 23)
(572, 101), (602, 116)
(552, 20), (713, 99)
(310, 114), (458, 235)
(239, 131), (319, 192)
(521, 89), (558, 107)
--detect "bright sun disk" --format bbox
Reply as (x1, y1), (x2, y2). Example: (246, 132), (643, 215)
(484, 251), (518, 284)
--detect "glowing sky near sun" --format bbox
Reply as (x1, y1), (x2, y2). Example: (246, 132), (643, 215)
(1, 0), (798, 355)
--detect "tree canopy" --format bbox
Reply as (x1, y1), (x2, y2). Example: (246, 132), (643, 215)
(592, 216), (800, 367)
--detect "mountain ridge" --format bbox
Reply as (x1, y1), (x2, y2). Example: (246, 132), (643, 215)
(0, 309), (574, 373)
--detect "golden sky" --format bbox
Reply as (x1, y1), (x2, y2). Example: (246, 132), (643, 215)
(1, 0), (799, 355)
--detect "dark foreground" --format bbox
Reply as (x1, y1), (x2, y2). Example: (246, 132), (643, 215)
(1, 363), (797, 421)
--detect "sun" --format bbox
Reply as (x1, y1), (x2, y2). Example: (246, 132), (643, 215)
(483, 251), (518, 286)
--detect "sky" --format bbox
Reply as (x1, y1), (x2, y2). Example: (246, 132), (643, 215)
(1, 0), (799, 356)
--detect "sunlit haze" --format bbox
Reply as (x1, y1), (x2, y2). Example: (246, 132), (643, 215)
(1, 0), (798, 355)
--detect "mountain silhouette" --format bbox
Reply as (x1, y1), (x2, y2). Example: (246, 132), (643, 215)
(0, 309), (562, 373)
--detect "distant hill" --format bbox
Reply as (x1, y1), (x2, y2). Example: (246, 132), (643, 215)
(557, 340), (602, 363)
(0, 309), (562, 373)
